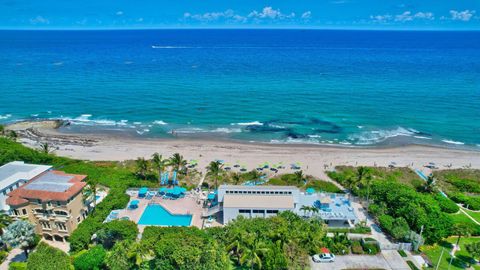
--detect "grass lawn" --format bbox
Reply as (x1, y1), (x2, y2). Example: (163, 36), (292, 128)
(421, 237), (480, 270)
(464, 208), (480, 224)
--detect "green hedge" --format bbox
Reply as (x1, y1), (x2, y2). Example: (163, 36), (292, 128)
(434, 193), (459, 213)
(449, 192), (480, 210)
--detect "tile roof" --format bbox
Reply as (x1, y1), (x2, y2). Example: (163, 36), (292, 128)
(6, 170), (87, 206)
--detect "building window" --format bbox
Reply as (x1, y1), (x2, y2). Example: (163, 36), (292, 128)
(238, 209), (251, 213)
(54, 210), (68, 216)
(13, 209), (19, 216)
(252, 210), (264, 213)
(55, 222), (67, 231)
(35, 209), (46, 214)
(40, 221), (51, 229)
(77, 216), (81, 222)
(266, 210), (279, 214)
(22, 209), (27, 215)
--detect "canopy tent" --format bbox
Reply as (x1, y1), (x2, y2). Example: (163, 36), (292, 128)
(138, 187), (148, 197)
(129, 200), (139, 209)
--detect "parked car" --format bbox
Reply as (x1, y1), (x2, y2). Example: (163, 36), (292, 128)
(312, 253), (335, 263)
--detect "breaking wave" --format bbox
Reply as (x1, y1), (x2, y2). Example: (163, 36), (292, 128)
(442, 139), (465, 145)
(348, 127), (418, 145)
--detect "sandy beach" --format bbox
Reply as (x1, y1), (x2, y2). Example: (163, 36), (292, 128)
(6, 120), (480, 179)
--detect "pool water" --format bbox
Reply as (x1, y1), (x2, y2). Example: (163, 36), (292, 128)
(138, 204), (192, 226)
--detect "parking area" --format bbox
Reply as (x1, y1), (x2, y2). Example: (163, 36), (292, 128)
(310, 251), (410, 270)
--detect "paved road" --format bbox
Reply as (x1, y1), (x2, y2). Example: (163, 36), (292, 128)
(310, 252), (410, 270)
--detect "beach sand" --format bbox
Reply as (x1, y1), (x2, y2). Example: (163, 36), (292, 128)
(6, 120), (480, 179)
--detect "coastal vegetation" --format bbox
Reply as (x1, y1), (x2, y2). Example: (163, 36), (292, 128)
(433, 169), (480, 210)
(328, 166), (456, 243)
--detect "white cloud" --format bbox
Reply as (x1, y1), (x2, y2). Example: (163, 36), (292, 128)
(248, 7), (295, 20)
(371, 11), (434, 23)
(184, 9), (246, 22)
(301, 11), (312, 20)
(137, 18), (144, 22)
(116, 11), (124, 16)
(369, 15), (392, 23)
(450, 10), (475, 21)
(30, 16), (49, 25)
(395, 11), (434, 22)
(184, 7), (308, 23)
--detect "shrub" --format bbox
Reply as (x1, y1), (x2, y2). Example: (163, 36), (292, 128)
(73, 245), (106, 270)
(351, 241), (363, 254)
(434, 193), (459, 213)
(398, 249), (407, 257)
(27, 242), (72, 270)
(96, 220), (139, 249)
(0, 250), (8, 263)
(362, 242), (380, 255)
(406, 260), (420, 270)
(449, 193), (480, 210)
(8, 262), (27, 270)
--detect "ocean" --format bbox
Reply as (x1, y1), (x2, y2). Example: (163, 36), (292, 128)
(0, 29), (479, 149)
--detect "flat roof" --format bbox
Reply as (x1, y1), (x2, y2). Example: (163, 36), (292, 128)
(223, 194), (294, 209)
(219, 185), (298, 191)
(0, 161), (52, 190)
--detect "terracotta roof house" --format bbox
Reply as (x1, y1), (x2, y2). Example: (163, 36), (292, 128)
(6, 170), (89, 242)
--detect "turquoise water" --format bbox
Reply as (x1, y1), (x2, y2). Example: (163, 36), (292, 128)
(0, 30), (479, 149)
(138, 204), (192, 226)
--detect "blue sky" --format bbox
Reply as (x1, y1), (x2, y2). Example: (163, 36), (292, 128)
(1, 0), (479, 30)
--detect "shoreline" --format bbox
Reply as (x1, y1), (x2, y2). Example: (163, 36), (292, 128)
(5, 120), (480, 178)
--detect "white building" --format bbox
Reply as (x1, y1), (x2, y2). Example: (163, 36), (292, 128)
(211, 185), (358, 227)
(0, 161), (52, 211)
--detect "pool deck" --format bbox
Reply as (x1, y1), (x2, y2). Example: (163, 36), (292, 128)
(116, 192), (204, 231)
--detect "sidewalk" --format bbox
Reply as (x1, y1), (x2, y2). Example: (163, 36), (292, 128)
(0, 248), (26, 270)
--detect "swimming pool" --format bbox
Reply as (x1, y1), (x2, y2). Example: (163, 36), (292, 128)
(138, 204), (192, 226)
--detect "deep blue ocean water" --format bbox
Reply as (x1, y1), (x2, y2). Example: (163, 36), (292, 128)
(0, 29), (479, 148)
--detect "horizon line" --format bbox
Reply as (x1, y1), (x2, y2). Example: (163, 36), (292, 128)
(1, 26), (480, 32)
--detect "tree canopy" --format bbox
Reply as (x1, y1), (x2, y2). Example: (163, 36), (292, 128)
(27, 242), (72, 270)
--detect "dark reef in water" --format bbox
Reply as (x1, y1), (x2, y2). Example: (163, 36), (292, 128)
(244, 117), (343, 139)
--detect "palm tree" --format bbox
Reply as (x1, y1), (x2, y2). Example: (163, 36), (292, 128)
(0, 213), (12, 235)
(83, 179), (100, 210)
(294, 170), (304, 186)
(249, 170), (265, 185)
(230, 172), (242, 185)
(151, 153), (169, 185)
(129, 242), (154, 268)
(169, 153), (187, 172)
(227, 227), (248, 264)
(309, 206), (319, 217)
(135, 157), (149, 179)
(356, 166), (372, 184)
(300, 205), (310, 217)
(423, 174), (437, 193)
(39, 142), (54, 154)
(240, 235), (268, 270)
(207, 160), (223, 189)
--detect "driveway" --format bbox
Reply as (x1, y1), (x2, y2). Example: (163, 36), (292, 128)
(310, 252), (410, 270)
